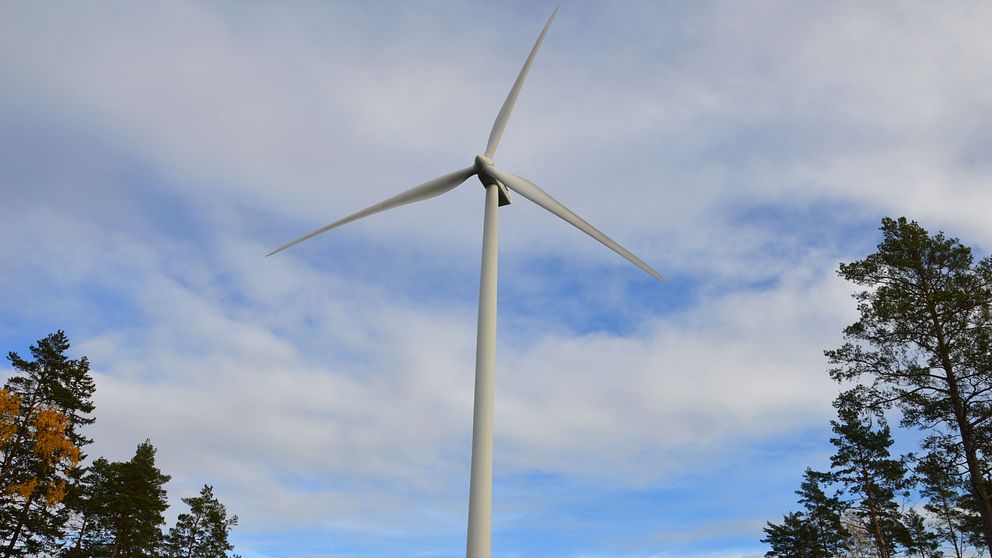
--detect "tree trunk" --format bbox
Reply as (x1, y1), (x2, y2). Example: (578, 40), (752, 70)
(925, 288), (992, 557)
(931, 493), (964, 558)
(184, 511), (203, 558)
(3, 495), (34, 558)
(72, 514), (88, 554)
(858, 468), (891, 558)
(956, 410), (992, 557)
(934, 342), (992, 556)
(943, 506), (964, 558)
(863, 482), (890, 558)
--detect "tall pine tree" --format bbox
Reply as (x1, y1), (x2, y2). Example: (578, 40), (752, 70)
(762, 512), (825, 558)
(761, 470), (847, 558)
(796, 469), (848, 557)
(915, 440), (975, 558)
(63, 457), (117, 557)
(1, 332), (94, 557)
(826, 217), (992, 554)
(897, 508), (940, 558)
(825, 392), (909, 558)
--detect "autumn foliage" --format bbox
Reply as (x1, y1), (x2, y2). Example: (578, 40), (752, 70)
(0, 390), (18, 448)
(1, 332), (239, 557)
(2, 406), (81, 509)
(1, 333), (92, 556)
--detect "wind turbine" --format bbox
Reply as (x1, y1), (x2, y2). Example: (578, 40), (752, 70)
(268, 7), (663, 558)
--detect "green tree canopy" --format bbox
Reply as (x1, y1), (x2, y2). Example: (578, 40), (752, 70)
(826, 392), (909, 558)
(163, 485), (239, 558)
(762, 511), (829, 558)
(796, 469), (848, 557)
(67, 440), (171, 558)
(1, 332), (94, 557)
(827, 217), (992, 554)
(914, 439), (978, 558)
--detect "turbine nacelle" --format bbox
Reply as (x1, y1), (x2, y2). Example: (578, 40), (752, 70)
(474, 155), (512, 206)
(267, 4), (665, 285)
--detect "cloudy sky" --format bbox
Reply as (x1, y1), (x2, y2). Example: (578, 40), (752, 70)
(2, 1), (991, 557)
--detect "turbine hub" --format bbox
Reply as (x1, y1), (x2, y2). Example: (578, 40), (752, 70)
(474, 155), (511, 206)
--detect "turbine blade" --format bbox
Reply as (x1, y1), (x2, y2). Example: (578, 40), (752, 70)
(486, 166), (665, 281)
(484, 7), (558, 159)
(267, 166), (476, 257)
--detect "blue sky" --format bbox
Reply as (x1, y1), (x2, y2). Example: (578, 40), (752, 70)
(2, 1), (992, 557)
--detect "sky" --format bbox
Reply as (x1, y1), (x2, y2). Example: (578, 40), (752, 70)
(1, 1), (991, 557)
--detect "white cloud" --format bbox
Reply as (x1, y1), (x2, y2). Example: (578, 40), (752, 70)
(3, 184), (853, 532)
(45, 223), (852, 532)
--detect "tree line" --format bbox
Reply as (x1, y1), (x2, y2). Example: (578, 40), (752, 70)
(0, 332), (239, 557)
(763, 218), (992, 558)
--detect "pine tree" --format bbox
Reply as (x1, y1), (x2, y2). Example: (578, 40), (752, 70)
(796, 469), (848, 557)
(826, 392), (909, 558)
(761, 471), (848, 558)
(898, 508), (940, 558)
(0, 332), (94, 557)
(915, 440), (975, 558)
(826, 217), (992, 554)
(63, 457), (117, 557)
(762, 511), (825, 558)
(115, 441), (171, 556)
(67, 441), (171, 558)
(5, 332), (96, 449)
(163, 485), (239, 558)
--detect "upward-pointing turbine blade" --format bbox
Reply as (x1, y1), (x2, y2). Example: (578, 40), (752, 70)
(267, 166), (476, 257)
(486, 166), (665, 281)
(484, 7), (558, 159)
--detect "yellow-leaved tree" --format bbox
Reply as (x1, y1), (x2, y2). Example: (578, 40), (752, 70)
(0, 389), (19, 448)
(1, 332), (95, 556)
(4, 406), (81, 508)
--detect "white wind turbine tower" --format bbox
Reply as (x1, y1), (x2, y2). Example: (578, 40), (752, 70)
(268, 7), (663, 558)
